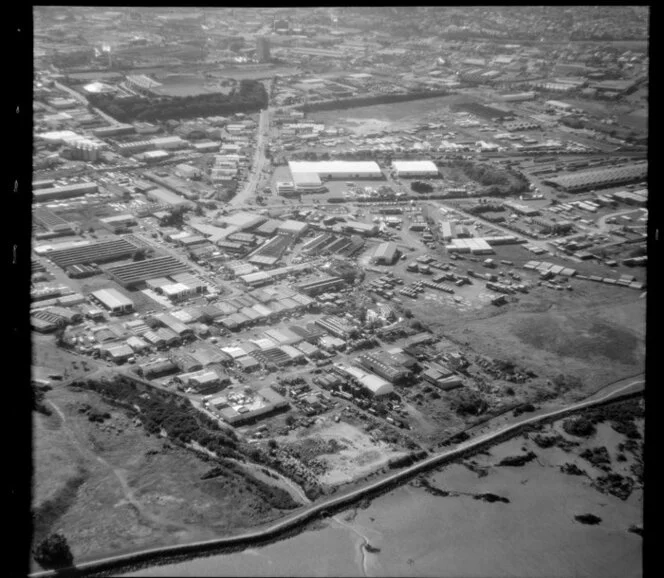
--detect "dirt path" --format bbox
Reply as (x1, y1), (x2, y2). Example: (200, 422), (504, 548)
(46, 400), (193, 534)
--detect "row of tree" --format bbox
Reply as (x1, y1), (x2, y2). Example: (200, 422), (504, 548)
(88, 79), (268, 123)
(297, 89), (450, 114)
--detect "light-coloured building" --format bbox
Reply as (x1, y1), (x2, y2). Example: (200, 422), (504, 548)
(90, 288), (134, 315)
(391, 160), (439, 178)
(291, 172), (325, 193)
(337, 365), (394, 396)
(288, 161), (383, 180)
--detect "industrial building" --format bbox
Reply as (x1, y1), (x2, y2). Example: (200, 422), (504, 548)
(295, 275), (346, 296)
(373, 242), (401, 265)
(446, 238), (495, 254)
(106, 256), (192, 288)
(502, 119), (541, 132)
(544, 100), (574, 111)
(215, 387), (288, 426)
(499, 91), (536, 102)
(277, 220), (309, 238)
(89, 288), (134, 315)
(45, 238), (141, 269)
(314, 315), (357, 339)
(391, 160), (439, 178)
(288, 161), (383, 181)
(440, 221), (455, 241)
(544, 163), (648, 193)
(503, 201), (541, 216)
(291, 172), (326, 193)
(150, 136), (188, 150)
(33, 182), (99, 202)
(99, 214), (137, 233)
(613, 190), (647, 206)
(146, 188), (193, 208)
(356, 352), (411, 383)
(336, 365), (394, 397)
(276, 181), (298, 196)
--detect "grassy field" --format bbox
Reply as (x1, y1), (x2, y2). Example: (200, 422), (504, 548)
(31, 383), (303, 570)
(32, 333), (100, 381)
(433, 284), (645, 398)
(310, 93), (476, 132)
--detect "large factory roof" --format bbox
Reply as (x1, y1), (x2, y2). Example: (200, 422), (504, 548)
(545, 163), (647, 191)
(221, 212), (267, 230)
(90, 288), (133, 310)
(374, 242), (399, 260)
(106, 256), (191, 288)
(34, 182), (99, 201)
(391, 160), (439, 173)
(45, 238), (139, 268)
(288, 161), (383, 177)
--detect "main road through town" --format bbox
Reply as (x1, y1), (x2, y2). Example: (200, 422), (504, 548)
(29, 377), (644, 578)
(228, 108), (270, 208)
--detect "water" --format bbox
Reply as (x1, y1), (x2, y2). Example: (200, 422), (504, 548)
(123, 450), (642, 578)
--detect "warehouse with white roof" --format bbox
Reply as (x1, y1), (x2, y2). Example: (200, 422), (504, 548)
(337, 365), (394, 396)
(89, 288), (134, 315)
(391, 160), (439, 178)
(291, 172), (325, 193)
(289, 161), (383, 180)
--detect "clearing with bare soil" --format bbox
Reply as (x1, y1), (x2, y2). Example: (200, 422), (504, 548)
(280, 419), (408, 487)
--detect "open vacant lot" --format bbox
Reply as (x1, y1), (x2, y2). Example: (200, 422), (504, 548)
(435, 286), (645, 398)
(279, 418), (407, 487)
(310, 94), (477, 134)
(31, 383), (303, 570)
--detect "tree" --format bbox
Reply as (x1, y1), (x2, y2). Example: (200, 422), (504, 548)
(285, 415), (296, 426)
(563, 416), (596, 438)
(409, 319), (426, 331)
(54, 327), (66, 348)
(161, 205), (187, 229)
(410, 181), (433, 194)
(33, 533), (74, 569)
(449, 389), (488, 416)
(132, 248), (147, 261)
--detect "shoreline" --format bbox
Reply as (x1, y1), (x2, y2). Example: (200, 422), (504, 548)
(30, 385), (643, 578)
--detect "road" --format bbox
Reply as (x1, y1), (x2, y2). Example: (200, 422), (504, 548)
(596, 207), (646, 231)
(228, 108), (270, 208)
(29, 378), (644, 578)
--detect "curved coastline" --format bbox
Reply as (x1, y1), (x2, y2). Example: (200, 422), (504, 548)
(29, 381), (643, 578)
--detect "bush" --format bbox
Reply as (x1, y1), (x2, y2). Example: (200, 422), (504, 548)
(580, 446), (611, 469)
(552, 374), (583, 391)
(563, 416), (596, 438)
(575, 513), (602, 525)
(498, 451), (537, 467)
(33, 533), (74, 569)
(448, 389), (488, 416)
(411, 181), (433, 194)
